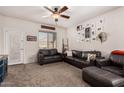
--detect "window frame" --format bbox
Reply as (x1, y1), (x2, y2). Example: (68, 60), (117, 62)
(38, 31), (57, 49)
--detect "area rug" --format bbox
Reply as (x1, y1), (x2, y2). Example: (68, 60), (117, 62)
(1, 62), (90, 87)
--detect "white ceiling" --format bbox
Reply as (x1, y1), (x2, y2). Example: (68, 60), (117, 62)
(0, 6), (120, 28)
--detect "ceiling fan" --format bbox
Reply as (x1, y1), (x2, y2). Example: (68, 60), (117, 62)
(43, 6), (70, 22)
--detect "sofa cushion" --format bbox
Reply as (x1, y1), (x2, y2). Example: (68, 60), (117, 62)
(65, 56), (74, 61)
(82, 52), (88, 60)
(74, 58), (91, 65)
(39, 49), (50, 56)
(50, 49), (57, 55)
(44, 55), (61, 60)
(44, 56), (54, 60)
(102, 66), (124, 77)
(52, 55), (62, 59)
(72, 50), (82, 58)
(74, 58), (83, 63)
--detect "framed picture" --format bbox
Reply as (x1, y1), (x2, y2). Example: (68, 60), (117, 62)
(85, 27), (91, 38)
(77, 25), (82, 31)
(27, 35), (37, 41)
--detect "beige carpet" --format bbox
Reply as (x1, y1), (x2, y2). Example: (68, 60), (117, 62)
(1, 62), (90, 87)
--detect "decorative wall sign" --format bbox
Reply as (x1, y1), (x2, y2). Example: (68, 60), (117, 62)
(41, 25), (56, 30)
(27, 35), (37, 41)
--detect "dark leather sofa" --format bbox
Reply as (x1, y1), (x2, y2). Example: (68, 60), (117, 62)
(96, 51), (124, 77)
(37, 49), (63, 65)
(64, 50), (101, 69)
(82, 50), (124, 87)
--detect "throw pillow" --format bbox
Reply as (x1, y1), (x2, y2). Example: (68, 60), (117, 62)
(82, 52), (87, 60)
(90, 54), (96, 61)
(87, 54), (96, 61)
(82, 52), (84, 57)
(87, 54), (91, 62)
(72, 50), (77, 57)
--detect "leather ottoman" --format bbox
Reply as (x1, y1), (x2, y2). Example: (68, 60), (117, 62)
(82, 66), (124, 87)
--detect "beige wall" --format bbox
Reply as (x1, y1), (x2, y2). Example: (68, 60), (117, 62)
(0, 28), (4, 53)
(1, 7), (124, 64)
(0, 15), (4, 53)
(0, 15), (67, 64)
(67, 7), (124, 57)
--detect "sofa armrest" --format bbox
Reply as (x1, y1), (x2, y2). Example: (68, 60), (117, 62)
(58, 52), (67, 56)
(57, 52), (62, 55)
(57, 53), (67, 59)
(37, 53), (44, 64)
(39, 53), (44, 58)
(96, 58), (111, 68)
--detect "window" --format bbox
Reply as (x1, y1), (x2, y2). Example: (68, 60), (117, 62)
(39, 31), (57, 49)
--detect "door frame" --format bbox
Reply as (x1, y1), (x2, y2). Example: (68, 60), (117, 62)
(3, 28), (25, 65)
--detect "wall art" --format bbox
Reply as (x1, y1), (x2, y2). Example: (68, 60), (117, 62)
(27, 35), (37, 41)
(76, 16), (105, 42)
(85, 27), (91, 38)
(77, 25), (82, 31)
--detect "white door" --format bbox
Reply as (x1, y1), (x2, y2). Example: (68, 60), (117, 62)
(4, 30), (24, 65)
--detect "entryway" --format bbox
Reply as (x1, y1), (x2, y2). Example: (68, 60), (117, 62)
(4, 29), (24, 65)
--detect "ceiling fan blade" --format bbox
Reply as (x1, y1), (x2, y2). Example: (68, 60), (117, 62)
(59, 6), (68, 13)
(60, 15), (70, 19)
(42, 15), (51, 18)
(44, 6), (55, 13)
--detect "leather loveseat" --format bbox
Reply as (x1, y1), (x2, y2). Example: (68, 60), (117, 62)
(37, 49), (63, 65)
(64, 50), (101, 69)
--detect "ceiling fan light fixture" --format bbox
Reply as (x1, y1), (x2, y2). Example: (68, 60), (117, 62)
(52, 13), (60, 19)
(55, 18), (58, 22)
(44, 6), (70, 24)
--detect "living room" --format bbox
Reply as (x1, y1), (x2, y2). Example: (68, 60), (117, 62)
(1, 1), (124, 91)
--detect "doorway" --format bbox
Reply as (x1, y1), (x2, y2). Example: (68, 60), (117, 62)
(4, 29), (24, 65)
